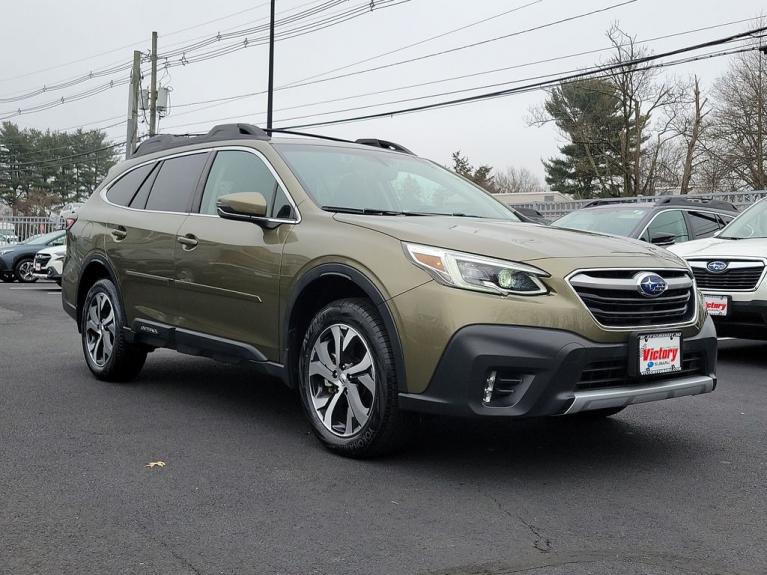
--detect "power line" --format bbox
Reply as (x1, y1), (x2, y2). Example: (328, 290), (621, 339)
(278, 0), (544, 88)
(272, 30), (766, 131)
(161, 17), (761, 128)
(0, 0), (279, 85)
(0, 0), (406, 119)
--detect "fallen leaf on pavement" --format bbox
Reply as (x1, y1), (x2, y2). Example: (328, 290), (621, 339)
(145, 461), (166, 469)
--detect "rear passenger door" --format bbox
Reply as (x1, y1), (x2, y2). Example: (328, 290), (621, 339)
(173, 148), (298, 361)
(104, 151), (209, 325)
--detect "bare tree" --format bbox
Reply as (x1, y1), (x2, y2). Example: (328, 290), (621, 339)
(605, 24), (682, 196)
(495, 167), (546, 194)
(706, 30), (767, 190)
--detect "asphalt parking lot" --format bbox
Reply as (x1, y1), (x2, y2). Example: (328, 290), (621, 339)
(1, 282), (765, 575)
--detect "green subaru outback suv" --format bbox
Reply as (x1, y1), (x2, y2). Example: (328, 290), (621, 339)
(62, 124), (717, 457)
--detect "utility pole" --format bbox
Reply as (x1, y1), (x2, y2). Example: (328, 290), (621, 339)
(125, 50), (142, 159)
(266, 0), (275, 130)
(149, 31), (158, 137)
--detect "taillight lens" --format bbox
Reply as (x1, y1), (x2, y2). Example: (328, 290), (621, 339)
(65, 216), (77, 230)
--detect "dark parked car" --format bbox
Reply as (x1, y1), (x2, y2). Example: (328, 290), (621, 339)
(0, 230), (66, 283)
(551, 197), (738, 246)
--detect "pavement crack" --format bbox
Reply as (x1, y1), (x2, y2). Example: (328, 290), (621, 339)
(487, 494), (553, 554)
(135, 519), (205, 575)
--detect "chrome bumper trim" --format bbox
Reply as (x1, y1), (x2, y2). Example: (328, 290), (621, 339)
(565, 374), (715, 414)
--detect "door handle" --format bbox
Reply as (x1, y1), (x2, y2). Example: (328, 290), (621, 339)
(111, 226), (127, 241)
(177, 234), (199, 250)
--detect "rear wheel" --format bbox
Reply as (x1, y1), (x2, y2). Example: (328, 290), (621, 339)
(14, 258), (36, 283)
(298, 298), (409, 458)
(81, 278), (146, 382)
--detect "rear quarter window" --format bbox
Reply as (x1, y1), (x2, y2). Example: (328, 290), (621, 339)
(105, 163), (155, 206)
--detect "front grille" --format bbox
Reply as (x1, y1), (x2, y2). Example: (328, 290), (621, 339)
(34, 254), (51, 266)
(577, 352), (706, 390)
(569, 269), (695, 328)
(690, 261), (764, 291)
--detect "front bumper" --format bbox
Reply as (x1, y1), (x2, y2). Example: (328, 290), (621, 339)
(709, 299), (767, 339)
(398, 316), (717, 417)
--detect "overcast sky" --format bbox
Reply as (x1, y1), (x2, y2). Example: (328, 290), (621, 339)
(0, 0), (763, 180)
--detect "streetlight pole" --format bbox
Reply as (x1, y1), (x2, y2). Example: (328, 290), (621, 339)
(266, 0), (275, 131)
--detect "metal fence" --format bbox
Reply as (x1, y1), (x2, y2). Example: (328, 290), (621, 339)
(508, 191), (767, 220)
(0, 216), (64, 244)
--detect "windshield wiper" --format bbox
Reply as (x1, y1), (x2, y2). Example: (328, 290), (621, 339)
(322, 206), (403, 216)
(717, 235), (744, 240)
(322, 206), (430, 216)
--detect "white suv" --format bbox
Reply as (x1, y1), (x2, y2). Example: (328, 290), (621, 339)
(32, 244), (66, 285)
(669, 197), (767, 339)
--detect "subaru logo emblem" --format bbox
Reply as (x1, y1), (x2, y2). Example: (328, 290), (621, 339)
(636, 272), (668, 298)
(707, 261), (728, 273)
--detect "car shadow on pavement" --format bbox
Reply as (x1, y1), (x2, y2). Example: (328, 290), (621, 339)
(124, 353), (706, 477)
(717, 338), (767, 367)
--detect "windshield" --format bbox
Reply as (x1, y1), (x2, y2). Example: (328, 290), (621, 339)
(21, 230), (64, 245)
(719, 199), (767, 239)
(552, 207), (649, 236)
(275, 144), (519, 220)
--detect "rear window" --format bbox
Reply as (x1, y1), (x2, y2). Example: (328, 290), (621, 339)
(552, 207), (649, 236)
(106, 163), (155, 206)
(145, 153), (208, 213)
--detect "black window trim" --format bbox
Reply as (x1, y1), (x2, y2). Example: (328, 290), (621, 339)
(189, 146), (301, 224)
(100, 149), (212, 215)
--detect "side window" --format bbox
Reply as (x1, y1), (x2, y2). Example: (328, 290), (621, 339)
(129, 163), (159, 209)
(48, 235), (66, 246)
(199, 150), (280, 216)
(687, 211), (720, 239)
(643, 210), (689, 244)
(105, 163), (155, 206)
(145, 153), (208, 213)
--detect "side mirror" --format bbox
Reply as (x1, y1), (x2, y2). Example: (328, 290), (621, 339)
(650, 232), (676, 246)
(217, 192), (268, 222)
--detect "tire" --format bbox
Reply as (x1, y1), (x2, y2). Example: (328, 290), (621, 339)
(81, 278), (146, 382)
(298, 298), (410, 458)
(571, 407), (626, 419)
(0, 273), (13, 283)
(14, 258), (37, 283)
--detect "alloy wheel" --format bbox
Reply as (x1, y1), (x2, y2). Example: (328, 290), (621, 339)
(307, 323), (376, 437)
(17, 261), (34, 282)
(85, 292), (116, 367)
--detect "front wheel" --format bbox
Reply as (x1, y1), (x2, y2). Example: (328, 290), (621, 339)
(14, 258), (36, 283)
(81, 279), (147, 382)
(298, 298), (409, 458)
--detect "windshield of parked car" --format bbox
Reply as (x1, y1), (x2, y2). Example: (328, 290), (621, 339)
(552, 207), (649, 236)
(275, 143), (519, 220)
(20, 230), (64, 245)
(718, 199), (767, 239)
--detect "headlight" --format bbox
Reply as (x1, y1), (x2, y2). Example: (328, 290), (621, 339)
(403, 243), (549, 296)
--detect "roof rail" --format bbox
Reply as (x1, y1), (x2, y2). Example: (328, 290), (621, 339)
(656, 195), (738, 212)
(582, 195), (739, 212)
(355, 138), (414, 155)
(133, 123), (270, 157)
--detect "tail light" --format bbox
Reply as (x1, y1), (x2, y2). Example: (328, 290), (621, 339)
(65, 216), (77, 230)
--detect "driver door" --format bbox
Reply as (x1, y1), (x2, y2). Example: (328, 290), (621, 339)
(174, 148), (297, 361)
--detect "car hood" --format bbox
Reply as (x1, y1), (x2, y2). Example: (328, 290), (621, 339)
(334, 215), (681, 263)
(668, 236), (767, 259)
(35, 245), (66, 256)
